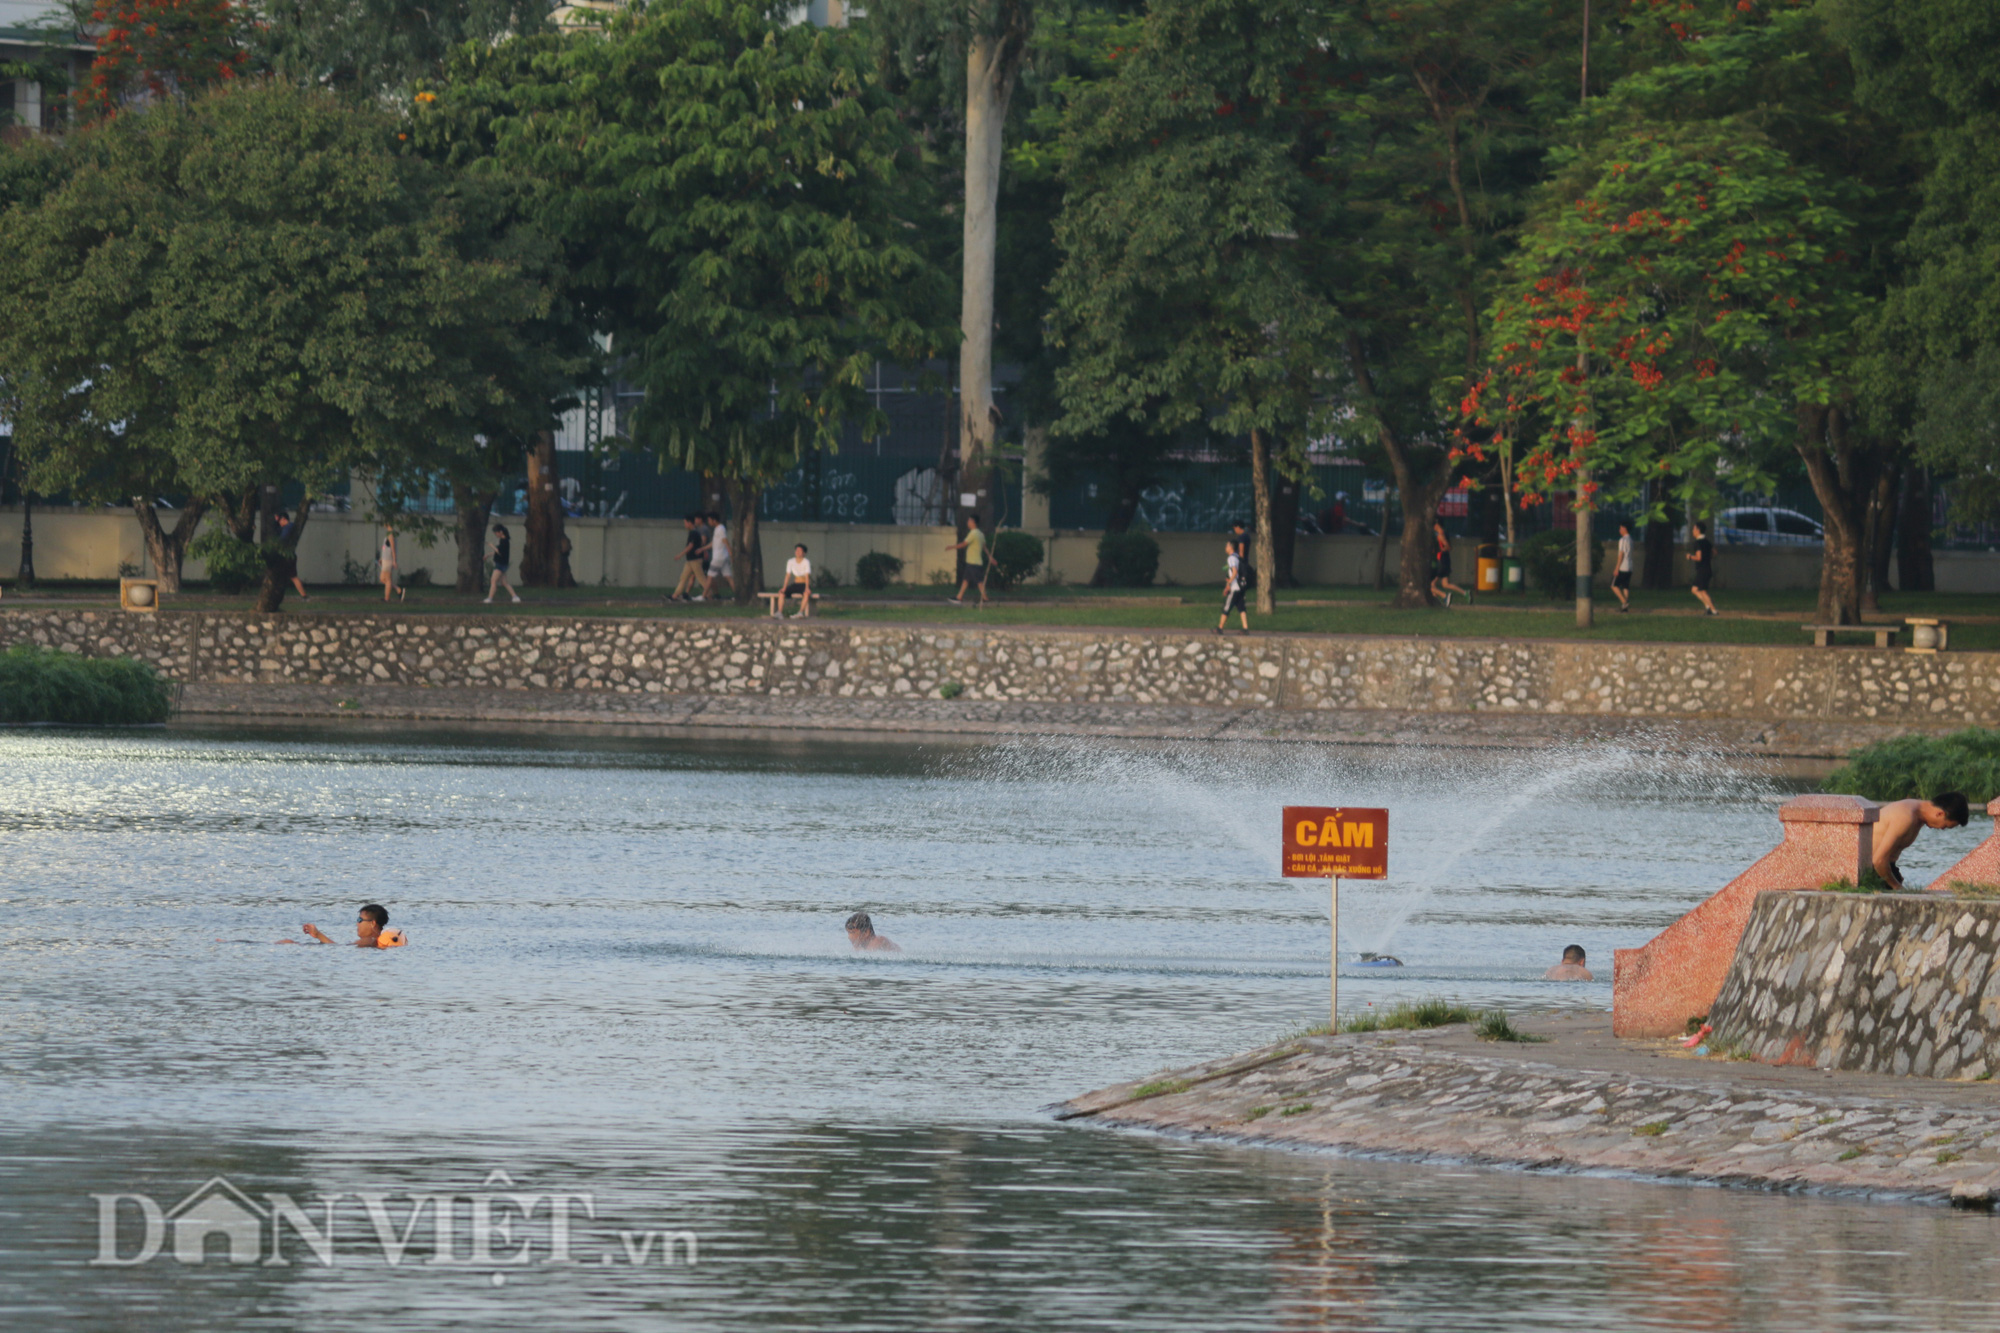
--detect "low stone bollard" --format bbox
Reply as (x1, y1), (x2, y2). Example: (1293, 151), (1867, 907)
(1613, 794), (1877, 1038)
(1710, 890), (2000, 1079)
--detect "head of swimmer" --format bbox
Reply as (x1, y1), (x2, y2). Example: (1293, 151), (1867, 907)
(845, 911), (874, 948)
(357, 903), (388, 945)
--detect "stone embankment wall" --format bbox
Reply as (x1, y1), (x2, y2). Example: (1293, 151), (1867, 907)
(5, 608), (2000, 728)
(1710, 892), (2000, 1081)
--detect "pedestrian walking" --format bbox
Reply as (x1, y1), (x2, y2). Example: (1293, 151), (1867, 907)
(1217, 535), (1250, 634)
(1429, 519), (1471, 606)
(1611, 520), (1634, 612)
(947, 514), (989, 605)
(379, 524), (405, 603)
(701, 511), (735, 601)
(275, 511), (309, 600)
(485, 522), (522, 604)
(1688, 519), (1718, 616)
(670, 514), (705, 602)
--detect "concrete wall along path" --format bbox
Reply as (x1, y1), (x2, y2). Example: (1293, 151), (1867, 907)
(7, 608), (2000, 728)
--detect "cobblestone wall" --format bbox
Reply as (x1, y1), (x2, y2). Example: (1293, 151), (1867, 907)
(1710, 891), (2000, 1080)
(4, 608), (2000, 725)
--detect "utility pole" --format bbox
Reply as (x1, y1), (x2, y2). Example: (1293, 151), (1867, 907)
(1574, 0), (1594, 629)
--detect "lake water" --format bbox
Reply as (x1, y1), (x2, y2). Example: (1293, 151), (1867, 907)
(3, 724), (1997, 1331)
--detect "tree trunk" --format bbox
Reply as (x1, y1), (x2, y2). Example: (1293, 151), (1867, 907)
(727, 478), (762, 604)
(1373, 498), (1391, 591)
(253, 502), (310, 614)
(954, 23), (1024, 551)
(1249, 427), (1277, 615)
(1897, 467), (1935, 592)
(1861, 458), (1899, 614)
(16, 494), (34, 589)
(257, 483), (280, 546)
(1271, 473), (1300, 588)
(219, 485), (260, 541)
(453, 483), (496, 595)
(522, 431), (564, 587)
(1797, 404), (1870, 625)
(1346, 333), (1449, 607)
(1575, 470), (1594, 627)
(132, 495), (209, 595)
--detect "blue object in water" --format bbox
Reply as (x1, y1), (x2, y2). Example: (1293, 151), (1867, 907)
(1354, 952), (1403, 968)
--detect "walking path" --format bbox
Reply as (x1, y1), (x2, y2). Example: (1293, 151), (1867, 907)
(1054, 1013), (2000, 1205)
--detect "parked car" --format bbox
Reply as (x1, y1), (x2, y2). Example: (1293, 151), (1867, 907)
(1714, 506), (1823, 546)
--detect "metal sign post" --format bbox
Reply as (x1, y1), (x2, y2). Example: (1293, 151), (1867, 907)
(1282, 806), (1389, 1033)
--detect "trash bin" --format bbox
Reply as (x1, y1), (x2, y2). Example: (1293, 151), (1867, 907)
(1476, 544), (1501, 594)
(1501, 548), (1523, 593)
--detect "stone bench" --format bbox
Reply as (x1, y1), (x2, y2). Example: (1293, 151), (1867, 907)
(1802, 623), (1898, 648)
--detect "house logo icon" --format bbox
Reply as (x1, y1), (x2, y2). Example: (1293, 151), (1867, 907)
(166, 1177), (267, 1265)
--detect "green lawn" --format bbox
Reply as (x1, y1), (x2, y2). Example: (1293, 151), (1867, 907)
(7, 579), (1999, 648)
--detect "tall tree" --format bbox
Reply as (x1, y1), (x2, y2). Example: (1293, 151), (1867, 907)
(0, 82), (576, 608)
(1051, 0), (1339, 613)
(440, 0), (952, 602)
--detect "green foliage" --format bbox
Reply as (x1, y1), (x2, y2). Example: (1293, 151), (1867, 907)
(188, 528), (265, 594)
(938, 681), (965, 700)
(0, 82), (580, 543)
(1094, 530), (1158, 587)
(1819, 869), (1893, 894)
(1823, 728), (2000, 803)
(0, 646), (174, 725)
(1475, 1010), (1546, 1044)
(1340, 1000), (1480, 1033)
(436, 0), (953, 506)
(855, 552), (905, 590)
(989, 530), (1045, 589)
(1520, 530), (1607, 601)
(1634, 1121), (1671, 1137)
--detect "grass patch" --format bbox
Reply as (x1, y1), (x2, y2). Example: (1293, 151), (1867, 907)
(1950, 881), (2000, 901)
(1823, 727), (2000, 804)
(1819, 868), (1894, 894)
(0, 646), (175, 725)
(1341, 999), (1480, 1033)
(938, 680), (964, 699)
(1633, 1121), (1671, 1137)
(1245, 1105), (1272, 1121)
(1278, 1103), (1314, 1117)
(1475, 1010), (1548, 1044)
(1838, 1147), (1865, 1162)
(1132, 1078), (1191, 1099)
(1939, 1150), (1964, 1165)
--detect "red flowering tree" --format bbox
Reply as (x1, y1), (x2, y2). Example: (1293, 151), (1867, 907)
(1470, 124), (1860, 551)
(76, 0), (253, 119)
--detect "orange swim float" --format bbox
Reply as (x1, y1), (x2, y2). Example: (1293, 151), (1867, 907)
(376, 928), (407, 948)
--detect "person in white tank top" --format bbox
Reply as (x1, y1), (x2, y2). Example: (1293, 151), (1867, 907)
(379, 526), (405, 602)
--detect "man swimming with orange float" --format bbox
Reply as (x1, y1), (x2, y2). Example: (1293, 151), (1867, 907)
(280, 903), (406, 948)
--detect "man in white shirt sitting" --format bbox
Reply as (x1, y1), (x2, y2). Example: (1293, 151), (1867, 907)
(780, 544), (814, 617)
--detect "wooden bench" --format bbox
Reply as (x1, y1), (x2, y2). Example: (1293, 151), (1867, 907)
(1801, 623), (1898, 648)
(757, 591), (812, 617)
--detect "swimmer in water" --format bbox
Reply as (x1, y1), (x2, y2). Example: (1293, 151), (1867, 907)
(1873, 793), (1970, 891)
(1542, 944), (1593, 981)
(845, 911), (900, 953)
(281, 903), (405, 948)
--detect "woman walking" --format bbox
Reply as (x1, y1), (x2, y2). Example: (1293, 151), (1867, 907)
(1429, 519), (1471, 606)
(379, 524), (405, 603)
(485, 522), (522, 604)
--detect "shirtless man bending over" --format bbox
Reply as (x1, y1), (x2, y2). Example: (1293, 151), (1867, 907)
(1873, 793), (1970, 891)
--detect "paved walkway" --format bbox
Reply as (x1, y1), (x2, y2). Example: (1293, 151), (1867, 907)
(1055, 1013), (2000, 1204)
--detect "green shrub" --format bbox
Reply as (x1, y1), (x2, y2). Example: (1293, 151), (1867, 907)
(855, 551), (904, 590)
(189, 528), (266, 594)
(1341, 999), (1479, 1033)
(989, 530), (1044, 589)
(812, 565), (840, 591)
(0, 646), (175, 725)
(1822, 728), (2000, 803)
(1520, 529), (1608, 600)
(1096, 530), (1160, 587)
